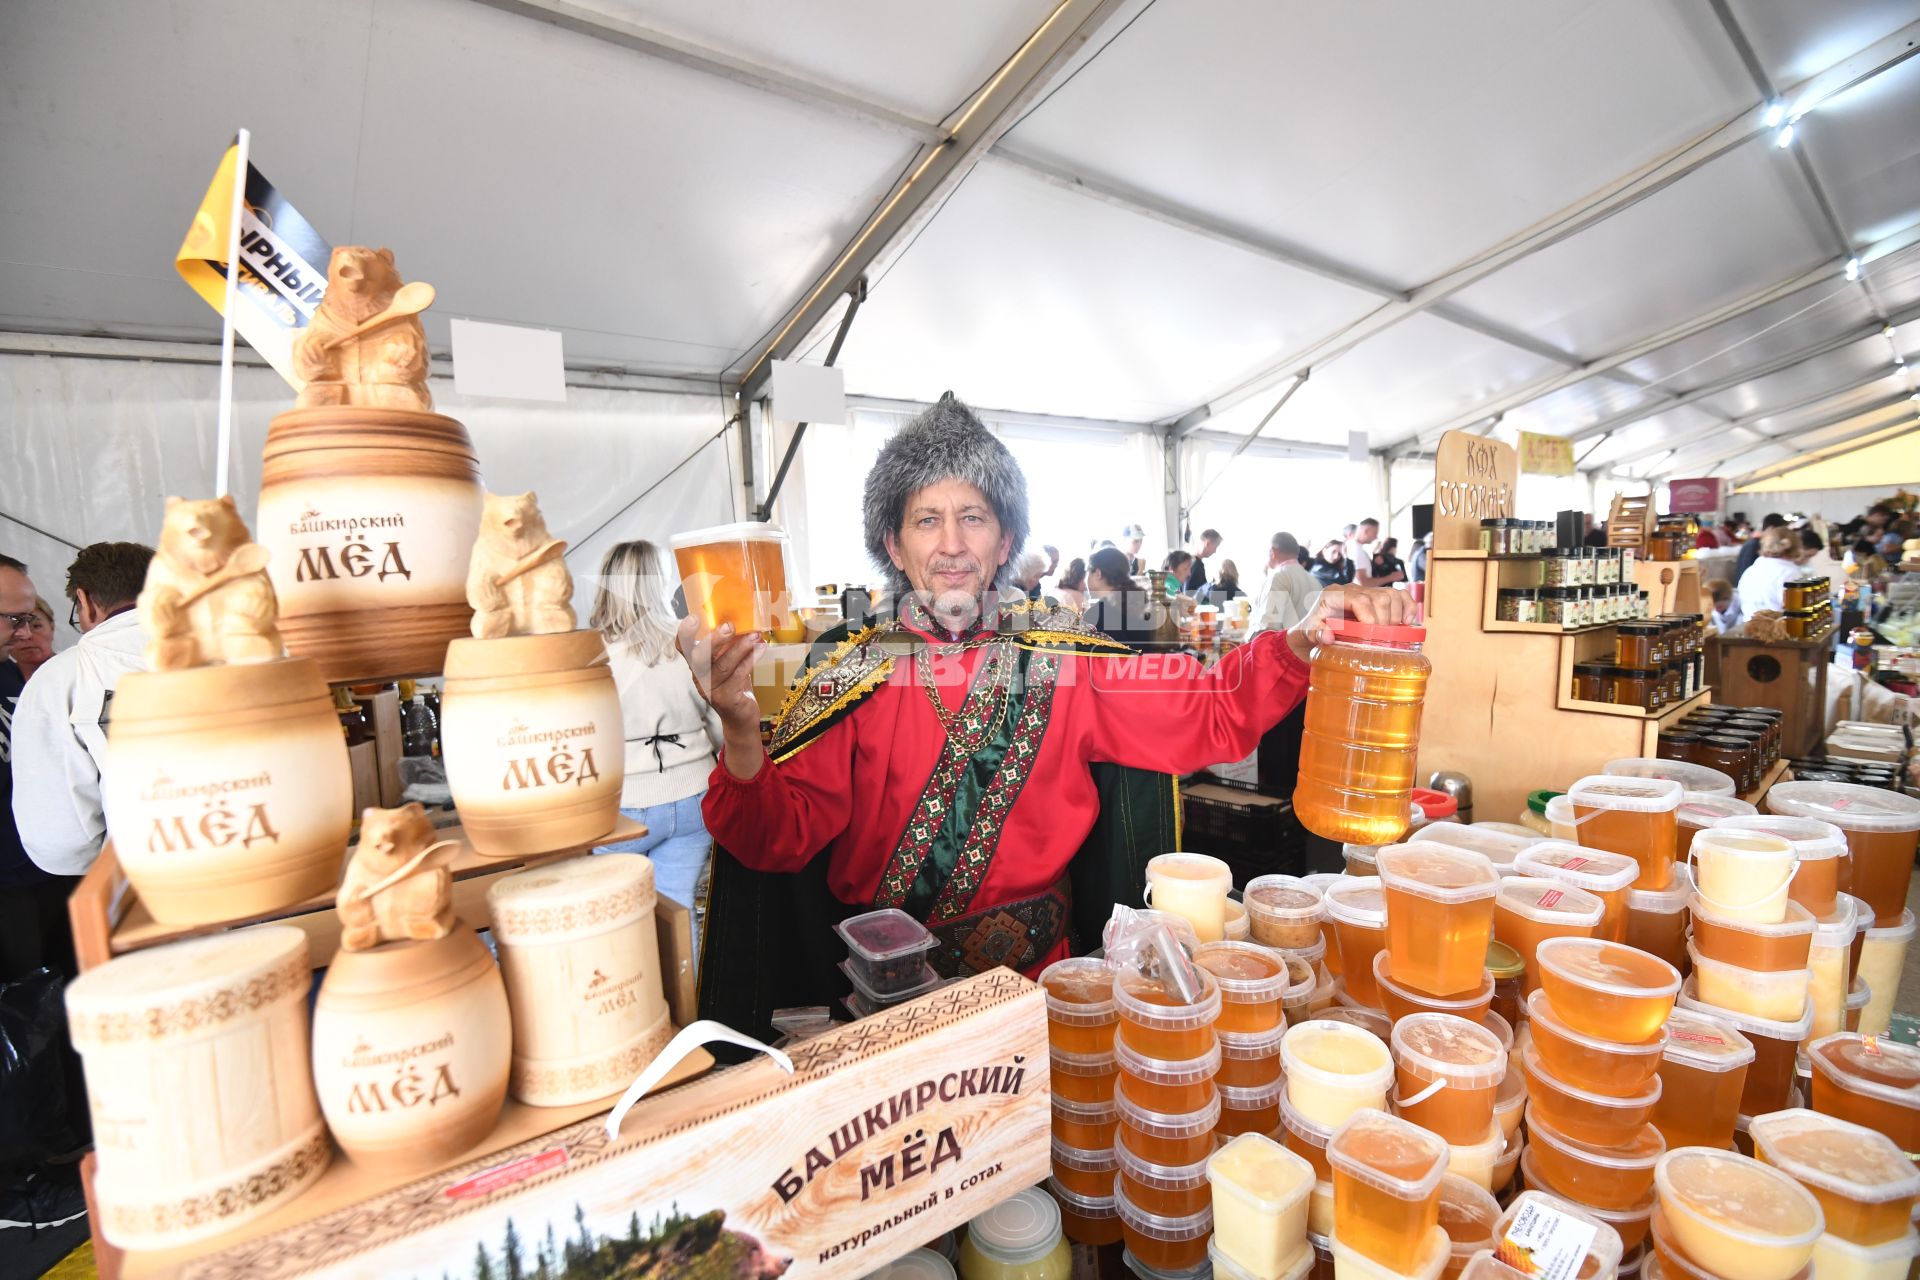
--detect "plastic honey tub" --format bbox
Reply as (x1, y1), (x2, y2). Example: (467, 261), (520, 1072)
(1711, 814), (1847, 918)
(1534, 938), (1680, 1045)
(1443, 1123), (1506, 1194)
(1115, 1038), (1222, 1116)
(1327, 1110), (1449, 1275)
(1855, 908), (1914, 1036)
(1197, 941), (1289, 1034)
(1144, 852), (1235, 943)
(1051, 1047), (1119, 1105)
(1206, 1133), (1314, 1280)
(1052, 1139), (1121, 1201)
(1604, 757), (1735, 798)
(1113, 1182), (1212, 1273)
(1218, 1026), (1285, 1090)
(1279, 1089), (1336, 1183)
(1326, 880), (1390, 1008)
(1040, 957), (1118, 1057)
(1377, 844), (1500, 998)
(1282, 1020), (1394, 1129)
(1407, 822), (1541, 878)
(1245, 875), (1328, 950)
(1049, 1177), (1123, 1247)
(1512, 842), (1638, 944)
(1673, 794), (1756, 862)
(1494, 1188), (1628, 1276)
(1674, 979), (1810, 1117)
(1218, 1079), (1285, 1141)
(1115, 1090), (1220, 1168)
(1623, 881), (1691, 973)
(1390, 1012), (1505, 1144)
(1747, 1107), (1920, 1246)
(1115, 1141), (1209, 1219)
(1434, 1175), (1500, 1279)
(1494, 878), (1604, 995)
(1805, 1031), (1920, 1155)
(1522, 1105), (1663, 1210)
(1052, 1094), (1118, 1151)
(1564, 776), (1682, 891)
(1524, 989), (1665, 1096)
(1373, 953), (1495, 1026)
(1651, 1006), (1753, 1153)
(1115, 966), (1222, 1062)
(1652, 1149), (1822, 1280)
(1688, 895), (1815, 972)
(1807, 898), (1858, 1041)
(1767, 781), (1920, 921)
(1520, 1041), (1661, 1145)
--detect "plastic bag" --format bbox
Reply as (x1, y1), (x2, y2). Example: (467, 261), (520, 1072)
(1103, 905), (1204, 1002)
(0, 966), (85, 1169)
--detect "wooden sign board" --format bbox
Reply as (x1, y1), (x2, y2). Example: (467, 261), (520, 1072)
(142, 970), (1048, 1280)
(1433, 431), (1519, 551)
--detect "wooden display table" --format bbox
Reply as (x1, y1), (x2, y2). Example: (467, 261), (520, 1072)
(1710, 625), (1835, 758)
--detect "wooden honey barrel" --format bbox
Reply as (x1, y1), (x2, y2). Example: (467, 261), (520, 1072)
(440, 630), (624, 858)
(103, 657), (352, 925)
(257, 405), (484, 683)
(310, 927), (510, 1174)
(66, 927), (329, 1250)
(487, 853), (672, 1106)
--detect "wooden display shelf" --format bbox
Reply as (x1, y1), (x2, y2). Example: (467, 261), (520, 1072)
(1558, 686), (1710, 722)
(92, 1043), (715, 1280)
(71, 814), (647, 973)
(1475, 557), (1638, 635)
(1744, 758), (1792, 805)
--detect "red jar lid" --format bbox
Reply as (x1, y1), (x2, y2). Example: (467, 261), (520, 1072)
(1410, 787), (1457, 820)
(1323, 619), (1427, 644)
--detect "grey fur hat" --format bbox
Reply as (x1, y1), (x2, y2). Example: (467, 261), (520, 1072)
(863, 395), (1029, 596)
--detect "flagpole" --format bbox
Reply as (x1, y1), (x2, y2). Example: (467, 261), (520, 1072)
(214, 127), (250, 500)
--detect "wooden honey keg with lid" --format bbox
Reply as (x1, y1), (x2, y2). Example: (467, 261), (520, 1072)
(255, 248), (484, 684)
(65, 926), (330, 1249)
(309, 806), (511, 1174)
(102, 497), (352, 924)
(440, 492), (624, 857)
(487, 853), (672, 1106)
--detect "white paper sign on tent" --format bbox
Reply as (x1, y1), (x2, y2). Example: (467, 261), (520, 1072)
(1348, 430), (1370, 462)
(451, 317), (567, 402)
(770, 358), (846, 424)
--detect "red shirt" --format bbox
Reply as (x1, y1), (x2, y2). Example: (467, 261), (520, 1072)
(704, 624), (1310, 968)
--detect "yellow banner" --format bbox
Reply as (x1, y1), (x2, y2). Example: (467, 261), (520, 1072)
(1519, 430), (1575, 476)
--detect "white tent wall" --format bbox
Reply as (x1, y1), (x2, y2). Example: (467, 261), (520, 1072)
(1, 352), (735, 651)
(1185, 441), (1385, 568)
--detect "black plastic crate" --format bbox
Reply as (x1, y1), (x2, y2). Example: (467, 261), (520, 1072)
(1181, 782), (1305, 881)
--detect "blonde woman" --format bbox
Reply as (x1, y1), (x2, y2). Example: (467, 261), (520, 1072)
(591, 540), (724, 961)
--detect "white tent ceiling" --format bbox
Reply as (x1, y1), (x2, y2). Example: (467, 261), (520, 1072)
(4, 0), (1920, 492)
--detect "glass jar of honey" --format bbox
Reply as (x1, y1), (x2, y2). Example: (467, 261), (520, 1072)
(1657, 730), (1703, 764)
(1572, 663), (1611, 703)
(1615, 622), (1661, 670)
(1783, 610), (1819, 640)
(1609, 668), (1659, 712)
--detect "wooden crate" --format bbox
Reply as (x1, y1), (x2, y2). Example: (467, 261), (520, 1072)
(121, 970), (1046, 1280)
(1712, 627), (1836, 757)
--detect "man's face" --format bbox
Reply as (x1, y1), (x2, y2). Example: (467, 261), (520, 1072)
(1200, 535), (1220, 557)
(1125, 536), (1143, 556)
(1358, 522), (1379, 544)
(884, 478), (1012, 631)
(0, 567), (36, 661)
(9, 613), (53, 669)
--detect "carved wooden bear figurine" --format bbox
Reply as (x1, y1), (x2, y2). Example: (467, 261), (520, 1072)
(467, 491), (575, 638)
(292, 247), (432, 411)
(138, 495), (284, 671)
(336, 803), (460, 952)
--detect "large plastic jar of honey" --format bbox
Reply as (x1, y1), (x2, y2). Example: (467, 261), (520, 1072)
(1294, 621), (1431, 845)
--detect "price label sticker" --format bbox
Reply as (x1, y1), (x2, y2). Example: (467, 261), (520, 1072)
(1494, 1198), (1598, 1279)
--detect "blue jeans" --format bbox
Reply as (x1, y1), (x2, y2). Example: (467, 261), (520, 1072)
(606, 795), (712, 969)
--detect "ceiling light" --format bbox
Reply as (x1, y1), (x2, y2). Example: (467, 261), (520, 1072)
(1845, 258), (1862, 281)
(1885, 325), (1898, 339)
(1775, 124), (1795, 148)
(1763, 102), (1786, 128)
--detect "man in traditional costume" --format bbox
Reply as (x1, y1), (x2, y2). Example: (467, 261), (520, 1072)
(684, 397), (1408, 1034)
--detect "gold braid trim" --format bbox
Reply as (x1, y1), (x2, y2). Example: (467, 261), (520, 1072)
(1172, 773), (1183, 850)
(770, 621), (888, 729)
(771, 656), (895, 763)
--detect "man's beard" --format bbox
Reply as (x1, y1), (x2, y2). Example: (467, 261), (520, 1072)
(917, 557), (989, 633)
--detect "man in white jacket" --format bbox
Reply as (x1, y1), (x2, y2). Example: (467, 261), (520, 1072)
(12, 542), (152, 876)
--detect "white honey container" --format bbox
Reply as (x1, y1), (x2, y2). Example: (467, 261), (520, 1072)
(487, 853), (672, 1106)
(65, 926), (329, 1249)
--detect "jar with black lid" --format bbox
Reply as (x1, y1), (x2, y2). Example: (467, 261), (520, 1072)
(1609, 667), (1659, 711)
(1571, 662), (1610, 703)
(1596, 548), (1620, 585)
(1716, 729), (1765, 791)
(1662, 664), (1684, 708)
(1697, 734), (1750, 791)
(1615, 621), (1661, 670)
(1496, 588), (1539, 623)
(1658, 730), (1704, 763)
(1723, 716), (1778, 767)
(1538, 587), (1570, 626)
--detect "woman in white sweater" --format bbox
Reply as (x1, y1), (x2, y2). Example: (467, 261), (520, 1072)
(591, 540), (724, 962)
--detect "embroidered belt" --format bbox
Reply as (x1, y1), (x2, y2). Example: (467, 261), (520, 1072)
(924, 875), (1072, 979)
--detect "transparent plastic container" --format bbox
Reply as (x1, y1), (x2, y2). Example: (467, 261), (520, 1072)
(1766, 780), (1920, 920)
(1304, 872), (1346, 969)
(1748, 1107), (1920, 1247)
(1328, 1110), (1450, 1275)
(1209, 1238), (1314, 1280)
(1115, 1089), (1221, 1168)
(1494, 878), (1604, 995)
(871, 1248), (958, 1279)
(1052, 1094), (1119, 1151)
(1219, 1026), (1285, 1090)
(1113, 1183), (1212, 1273)
(1281, 1020), (1395, 1129)
(1344, 845), (1383, 877)
(1144, 852), (1235, 943)
(1477, 1009), (1512, 1055)
(1534, 938), (1680, 1044)
(1647, 1206), (1813, 1280)
(1317, 1002), (1392, 1045)
(1049, 1177), (1123, 1247)
(1652, 1149), (1821, 1280)
(1511, 842), (1637, 944)
(1623, 881), (1690, 972)
(1407, 823), (1540, 878)
(1522, 1105), (1663, 1210)
(1115, 1038), (1222, 1116)
(1603, 757), (1735, 798)
(1325, 880), (1390, 1008)
(836, 907), (939, 997)
(1494, 1068), (1528, 1146)
(1050, 1047), (1119, 1105)
(1524, 989), (1666, 1096)
(1494, 1189), (1627, 1279)
(1377, 844), (1500, 998)
(1114, 966), (1222, 1062)
(1673, 795), (1756, 861)
(1331, 1227), (1450, 1280)
(1651, 1007), (1752, 1152)
(1844, 972), (1870, 1031)
(1282, 954), (1320, 1028)
(1847, 894), (1875, 976)
(1373, 953), (1494, 1026)
(1520, 1041), (1660, 1145)
(1688, 895), (1814, 972)
(1390, 1013), (1506, 1144)
(1225, 899), (1251, 942)
(1443, 1123), (1506, 1194)
(1294, 620), (1431, 846)
(1051, 1139), (1120, 1199)
(1218, 1079), (1285, 1140)
(1684, 941), (1811, 1021)
(1435, 1175), (1500, 1279)
(1040, 956), (1117, 1056)
(1856, 907), (1913, 1037)
(1807, 1227), (1920, 1280)
(1245, 875), (1327, 950)
(1116, 1139), (1210, 1218)
(1105, 909), (1199, 956)
(1688, 829), (1796, 925)
(1675, 978), (1810, 1117)
(1807, 897), (1858, 1040)
(1197, 941), (1289, 1034)
(1207, 1132), (1315, 1280)
(1710, 814), (1847, 917)
(1279, 1088), (1336, 1182)
(960, 1186), (1073, 1280)
(670, 521), (793, 636)
(1565, 776), (1683, 891)
(1805, 1031), (1920, 1155)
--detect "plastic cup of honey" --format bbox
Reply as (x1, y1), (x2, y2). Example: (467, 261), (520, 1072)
(1197, 941), (1289, 1035)
(1278, 1088), (1335, 1184)
(1144, 852), (1235, 943)
(1208, 1238), (1315, 1280)
(1443, 1123), (1506, 1194)
(1040, 956), (1117, 1056)
(1320, 999), (1392, 1045)
(1115, 1139), (1210, 1219)
(1051, 1139), (1120, 1200)
(1534, 937), (1680, 1044)
(1217, 1079), (1284, 1141)
(1389, 1012), (1506, 1144)
(1223, 899), (1251, 943)
(1710, 814), (1847, 917)
(1330, 1226), (1450, 1280)
(1049, 1176), (1124, 1247)
(1050, 1047), (1119, 1104)
(1673, 794), (1757, 862)
(1115, 1038), (1222, 1117)
(1377, 844), (1500, 998)
(1114, 965), (1222, 1062)
(1407, 822), (1540, 879)
(1807, 1228), (1920, 1280)
(1372, 952), (1495, 1026)
(1512, 841), (1638, 943)
(1206, 1132), (1315, 1280)
(1218, 1026), (1284, 1090)
(1523, 988), (1666, 1096)
(1519, 1041), (1661, 1145)
(1565, 776), (1683, 891)
(670, 522), (793, 636)
(1652, 1148), (1822, 1280)
(1052, 1094), (1119, 1151)
(1688, 829), (1798, 925)
(1766, 780), (1920, 922)
(1623, 881), (1691, 972)
(1651, 1006), (1753, 1153)
(1805, 1031), (1920, 1155)
(1244, 875), (1327, 950)
(1748, 1107), (1920, 1247)
(1281, 1019), (1395, 1130)
(1493, 1068), (1528, 1147)
(1487, 1141), (1522, 1201)
(1493, 1189), (1628, 1276)
(1855, 907), (1914, 1037)
(1113, 1182), (1213, 1274)
(1494, 877), (1605, 995)
(1325, 879), (1390, 1008)
(1522, 1104), (1664, 1210)
(1327, 1110), (1450, 1275)
(1675, 978), (1811, 1117)
(1115, 1089), (1221, 1169)
(1683, 940), (1811, 1021)
(1688, 894), (1815, 972)
(1434, 1175), (1500, 1279)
